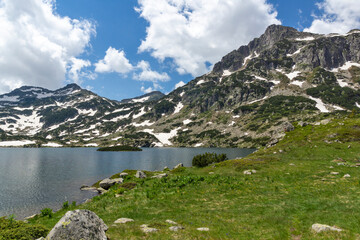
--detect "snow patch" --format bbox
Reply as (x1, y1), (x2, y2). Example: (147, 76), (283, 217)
(85, 143), (98, 147)
(0, 95), (19, 102)
(194, 143), (203, 147)
(196, 79), (206, 85)
(286, 71), (301, 80)
(222, 70), (232, 76)
(331, 61), (360, 72)
(248, 96), (268, 104)
(228, 121), (235, 126)
(42, 142), (63, 147)
(132, 120), (154, 127)
(133, 107), (147, 119)
(254, 75), (267, 81)
(308, 96), (329, 113)
(183, 119), (192, 125)
(0, 140), (36, 147)
(291, 80), (304, 87)
(180, 91), (185, 97)
(337, 79), (349, 87)
(295, 37), (315, 41)
(173, 102), (184, 114)
(131, 96), (150, 103)
(142, 128), (181, 146)
(287, 46), (305, 57)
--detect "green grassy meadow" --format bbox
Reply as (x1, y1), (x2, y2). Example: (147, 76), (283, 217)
(3, 116), (360, 239)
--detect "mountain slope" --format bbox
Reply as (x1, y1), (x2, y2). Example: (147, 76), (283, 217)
(1, 25), (360, 148)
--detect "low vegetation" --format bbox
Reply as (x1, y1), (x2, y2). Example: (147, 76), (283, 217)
(192, 152), (227, 167)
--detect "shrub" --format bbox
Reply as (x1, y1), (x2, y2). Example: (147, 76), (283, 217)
(40, 208), (53, 218)
(192, 152), (227, 167)
(62, 201), (69, 209)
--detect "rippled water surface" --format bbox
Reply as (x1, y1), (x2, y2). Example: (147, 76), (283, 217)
(0, 147), (255, 218)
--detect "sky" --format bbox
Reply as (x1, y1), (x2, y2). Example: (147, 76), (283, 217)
(0, 0), (360, 100)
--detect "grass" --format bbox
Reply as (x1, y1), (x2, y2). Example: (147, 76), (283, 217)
(8, 116), (360, 239)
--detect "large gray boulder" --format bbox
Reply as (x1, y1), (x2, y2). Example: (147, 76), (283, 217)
(135, 170), (147, 178)
(99, 178), (116, 190)
(46, 209), (108, 240)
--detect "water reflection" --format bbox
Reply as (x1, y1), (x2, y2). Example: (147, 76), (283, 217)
(0, 147), (255, 218)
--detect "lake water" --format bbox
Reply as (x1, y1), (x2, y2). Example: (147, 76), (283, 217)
(0, 147), (255, 219)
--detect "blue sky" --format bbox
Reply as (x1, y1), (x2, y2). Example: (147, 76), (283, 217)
(1, 0), (360, 100)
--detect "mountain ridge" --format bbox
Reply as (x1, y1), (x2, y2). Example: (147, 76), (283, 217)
(0, 25), (360, 148)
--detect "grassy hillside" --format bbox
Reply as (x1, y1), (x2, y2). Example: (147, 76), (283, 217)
(4, 115), (360, 239)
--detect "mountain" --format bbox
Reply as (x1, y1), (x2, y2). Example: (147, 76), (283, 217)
(1, 25), (360, 148)
(120, 91), (164, 104)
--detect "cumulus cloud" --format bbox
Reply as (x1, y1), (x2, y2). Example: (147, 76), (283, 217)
(68, 57), (92, 84)
(136, 0), (280, 77)
(305, 0), (360, 34)
(174, 81), (185, 89)
(94, 47), (133, 74)
(0, 0), (95, 93)
(133, 60), (170, 82)
(140, 82), (163, 93)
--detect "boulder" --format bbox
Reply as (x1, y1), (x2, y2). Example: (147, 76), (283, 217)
(330, 172), (339, 175)
(135, 171), (147, 178)
(282, 121), (294, 132)
(46, 210), (108, 240)
(343, 174), (351, 178)
(99, 178), (116, 190)
(311, 223), (342, 233)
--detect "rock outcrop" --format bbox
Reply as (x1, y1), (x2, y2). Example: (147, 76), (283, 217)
(46, 210), (108, 240)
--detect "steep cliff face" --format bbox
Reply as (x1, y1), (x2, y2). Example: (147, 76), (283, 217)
(1, 25), (360, 148)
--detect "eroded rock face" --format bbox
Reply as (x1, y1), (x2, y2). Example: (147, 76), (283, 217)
(46, 210), (108, 240)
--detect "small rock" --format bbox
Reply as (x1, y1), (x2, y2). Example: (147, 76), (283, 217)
(99, 178), (116, 190)
(330, 172), (339, 175)
(80, 186), (98, 192)
(174, 163), (184, 169)
(197, 227), (210, 231)
(169, 226), (184, 231)
(279, 149), (283, 153)
(298, 121), (307, 127)
(243, 170), (256, 175)
(114, 218), (134, 224)
(115, 194), (122, 198)
(311, 223), (342, 233)
(36, 238), (45, 240)
(356, 163), (360, 167)
(163, 166), (169, 171)
(151, 173), (168, 179)
(46, 210), (108, 240)
(113, 178), (124, 184)
(97, 187), (108, 194)
(135, 171), (147, 178)
(84, 199), (92, 204)
(289, 163), (295, 166)
(343, 174), (351, 178)
(140, 225), (158, 233)
(119, 172), (129, 177)
(348, 145), (351, 149)
(209, 172), (215, 175)
(24, 214), (37, 220)
(166, 219), (177, 225)
(337, 163), (345, 166)
(329, 166), (334, 169)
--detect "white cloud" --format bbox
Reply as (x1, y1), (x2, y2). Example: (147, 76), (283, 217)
(133, 60), (170, 82)
(94, 47), (133, 74)
(140, 82), (163, 94)
(136, 0), (280, 77)
(174, 81), (185, 89)
(141, 86), (154, 94)
(68, 57), (91, 84)
(0, 0), (95, 93)
(305, 0), (360, 34)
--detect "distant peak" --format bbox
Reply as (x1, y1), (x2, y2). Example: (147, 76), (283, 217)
(62, 83), (82, 90)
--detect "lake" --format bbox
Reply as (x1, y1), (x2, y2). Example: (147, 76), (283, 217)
(0, 147), (255, 219)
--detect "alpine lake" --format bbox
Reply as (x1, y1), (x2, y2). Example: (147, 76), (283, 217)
(0, 147), (255, 219)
